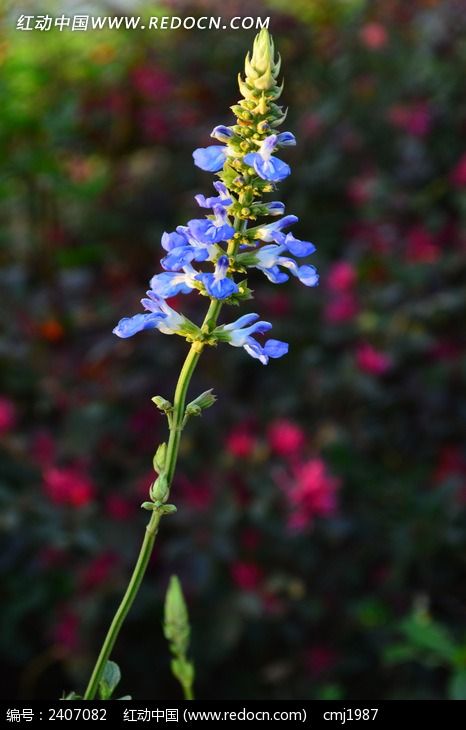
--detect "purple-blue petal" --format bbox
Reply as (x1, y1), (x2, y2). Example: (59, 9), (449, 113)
(161, 246), (195, 271)
(113, 313), (165, 339)
(193, 145), (227, 172)
(149, 272), (194, 298)
(264, 339), (289, 358)
(197, 273), (238, 300)
(254, 156), (291, 182)
(296, 265), (319, 287)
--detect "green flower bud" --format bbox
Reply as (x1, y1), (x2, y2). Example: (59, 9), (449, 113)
(249, 28), (276, 77)
(152, 396), (172, 413)
(153, 442), (167, 474)
(164, 576), (190, 657)
(185, 389), (217, 419)
(150, 473), (169, 503)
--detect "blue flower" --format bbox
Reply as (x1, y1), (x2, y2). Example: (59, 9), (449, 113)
(273, 231), (316, 257)
(193, 145), (228, 172)
(243, 135), (291, 182)
(187, 205), (234, 245)
(113, 291), (197, 340)
(113, 312), (166, 339)
(195, 181), (232, 210)
(217, 313), (289, 365)
(263, 201), (285, 216)
(255, 215), (298, 242)
(276, 132), (296, 146)
(196, 256), (238, 300)
(149, 266), (197, 298)
(141, 291), (192, 336)
(238, 244), (319, 287)
(160, 230), (199, 271)
(211, 125), (233, 142)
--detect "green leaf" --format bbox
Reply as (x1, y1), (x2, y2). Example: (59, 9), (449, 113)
(62, 691), (83, 700)
(383, 643), (420, 665)
(449, 669), (466, 700)
(400, 615), (456, 662)
(98, 660), (121, 700)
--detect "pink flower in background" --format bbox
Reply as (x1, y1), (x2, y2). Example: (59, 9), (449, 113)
(430, 339), (462, 362)
(299, 112), (323, 139)
(356, 343), (392, 375)
(347, 174), (377, 206)
(434, 446), (466, 503)
(0, 396), (17, 434)
(283, 458), (340, 532)
(240, 528), (262, 551)
(359, 23), (388, 50)
(327, 262), (357, 292)
(230, 561), (263, 591)
(139, 108), (169, 142)
(176, 474), (214, 510)
(38, 546), (68, 570)
(267, 419), (305, 458)
(450, 152), (466, 187)
(43, 466), (95, 507)
(258, 291), (292, 318)
(304, 644), (339, 676)
(31, 431), (56, 467)
(388, 102), (432, 137)
(131, 65), (173, 99)
(324, 295), (359, 324)
(325, 261), (359, 324)
(106, 494), (135, 521)
(79, 552), (119, 592)
(405, 225), (440, 264)
(435, 446), (466, 479)
(225, 425), (258, 458)
(51, 608), (80, 652)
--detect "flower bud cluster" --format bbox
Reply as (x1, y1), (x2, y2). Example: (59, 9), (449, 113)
(113, 29), (319, 366)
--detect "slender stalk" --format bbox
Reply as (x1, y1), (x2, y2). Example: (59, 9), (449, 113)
(83, 218), (242, 701)
(183, 684), (194, 701)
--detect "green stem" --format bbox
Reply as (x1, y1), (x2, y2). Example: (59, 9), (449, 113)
(83, 301), (223, 700)
(183, 683), (194, 701)
(83, 218), (243, 701)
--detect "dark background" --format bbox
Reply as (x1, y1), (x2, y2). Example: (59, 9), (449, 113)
(1, 0), (466, 700)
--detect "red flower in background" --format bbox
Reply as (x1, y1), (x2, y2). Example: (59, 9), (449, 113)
(176, 474), (214, 510)
(43, 466), (95, 507)
(405, 225), (440, 264)
(267, 419), (305, 458)
(434, 446), (466, 503)
(131, 65), (174, 100)
(225, 425), (258, 459)
(359, 23), (388, 50)
(31, 431), (56, 467)
(356, 343), (392, 376)
(51, 608), (80, 652)
(79, 552), (119, 592)
(450, 152), (466, 187)
(325, 296), (359, 324)
(230, 561), (263, 591)
(0, 396), (17, 434)
(388, 102), (432, 137)
(325, 261), (359, 324)
(304, 644), (339, 676)
(282, 458), (340, 532)
(327, 262), (357, 292)
(105, 494), (136, 521)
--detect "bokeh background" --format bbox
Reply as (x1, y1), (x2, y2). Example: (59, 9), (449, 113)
(1, 0), (466, 700)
